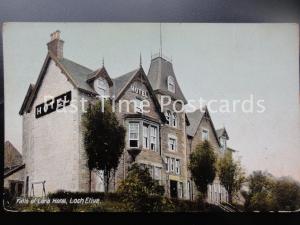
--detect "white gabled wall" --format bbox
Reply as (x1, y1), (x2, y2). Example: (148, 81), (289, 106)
(23, 60), (81, 196)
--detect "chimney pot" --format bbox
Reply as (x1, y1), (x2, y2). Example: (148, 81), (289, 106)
(47, 30), (64, 59)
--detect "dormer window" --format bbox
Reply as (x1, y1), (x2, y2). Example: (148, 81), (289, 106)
(167, 76), (175, 93)
(95, 77), (109, 96)
(220, 137), (226, 151)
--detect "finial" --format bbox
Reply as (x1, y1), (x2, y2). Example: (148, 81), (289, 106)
(159, 23), (162, 57)
(139, 52), (142, 67)
(102, 57), (105, 67)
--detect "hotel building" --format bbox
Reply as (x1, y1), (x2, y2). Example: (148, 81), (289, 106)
(20, 31), (233, 204)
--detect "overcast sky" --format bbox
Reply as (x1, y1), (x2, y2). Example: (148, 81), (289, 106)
(3, 23), (300, 181)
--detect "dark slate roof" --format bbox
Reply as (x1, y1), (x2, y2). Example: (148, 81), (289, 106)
(86, 70), (98, 81)
(113, 68), (139, 98)
(216, 128), (229, 140)
(4, 164), (25, 178)
(58, 58), (96, 94)
(19, 84), (35, 115)
(4, 141), (23, 168)
(186, 109), (204, 137)
(147, 56), (187, 104)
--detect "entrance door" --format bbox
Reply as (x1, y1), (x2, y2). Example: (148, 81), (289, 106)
(170, 180), (178, 198)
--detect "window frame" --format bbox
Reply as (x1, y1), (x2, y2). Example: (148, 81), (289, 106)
(175, 159), (180, 175)
(143, 124), (149, 149)
(134, 97), (143, 113)
(150, 126), (157, 152)
(168, 135), (177, 152)
(201, 128), (209, 141)
(167, 76), (175, 93)
(128, 122), (139, 148)
(220, 137), (226, 151)
(172, 112), (177, 127)
(96, 77), (109, 96)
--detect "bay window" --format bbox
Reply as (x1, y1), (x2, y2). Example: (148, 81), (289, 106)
(129, 121), (159, 152)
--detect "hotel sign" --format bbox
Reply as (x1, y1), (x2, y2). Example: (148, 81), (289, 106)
(131, 84), (148, 98)
(35, 91), (72, 118)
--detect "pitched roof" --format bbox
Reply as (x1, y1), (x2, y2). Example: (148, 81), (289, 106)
(147, 56), (187, 104)
(4, 141), (23, 169)
(19, 83), (35, 115)
(113, 67), (167, 123)
(186, 109), (204, 137)
(86, 67), (113, 86)
(4, 164), (25, 178)
(186, 107), (222, 147)
(113, 68), (139, 98)
(19, 53), (98, 115)
(58, 58), (96, 94)
(216, 127), (229, 140)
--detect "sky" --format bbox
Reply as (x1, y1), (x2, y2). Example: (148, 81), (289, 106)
(3, 23), (300, 181)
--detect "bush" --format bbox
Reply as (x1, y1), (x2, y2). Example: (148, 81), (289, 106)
(117, 164), (166, 212)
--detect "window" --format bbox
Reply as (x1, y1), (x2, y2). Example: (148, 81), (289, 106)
(172, 113), (177, 127)
(143, 124), (149, 149)
(178, 182), (183, 198)
(167, 76), (175, 93)
(202, 129), (209, 141)
(220, 137), (226, 151)
(175, 159), (180, 175)
(96, 78), (109, 96)
(170, 158), (175, 172)
(129, 122), (139, 148)
(154, 167), (161, 180)
(165, 157), (170, 172)
(168, 137), (177, 151)
(165, 110), (171, 125)
(134, 98), (143, 113)
(150, 126), (157, 151)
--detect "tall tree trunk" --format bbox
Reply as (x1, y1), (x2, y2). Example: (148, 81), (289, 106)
(89, 170), (92, 192)
(228, 192), (233, 204)
(104, 169), (110, 193)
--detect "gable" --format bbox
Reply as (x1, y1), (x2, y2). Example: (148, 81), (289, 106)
(20, 52), (97, 115)
(115, 68), (166, 123)
(187, 107), (221, 147)
(86, 67), (113, 87)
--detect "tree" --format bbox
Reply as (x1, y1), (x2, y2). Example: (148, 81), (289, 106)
(189, 140), (217, 200)
(217, 151), (245, 204)
(244, 171), (276, 211)
(82, 99), (126, 192)
(117, 163), (165, 211)
(273, 177), (300, 211)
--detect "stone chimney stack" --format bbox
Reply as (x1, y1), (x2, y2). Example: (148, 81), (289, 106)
(47, 30), (64, 59)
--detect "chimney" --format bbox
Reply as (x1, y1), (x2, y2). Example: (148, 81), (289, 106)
(47, 30), (64, 59)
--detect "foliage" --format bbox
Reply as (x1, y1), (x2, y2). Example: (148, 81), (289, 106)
(273, 177), (300, 211)
(117, 163), (166, 212)
(217, 151), (245, 203)
(82, 99), (126, 192)
(189, 140), (217, 198)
